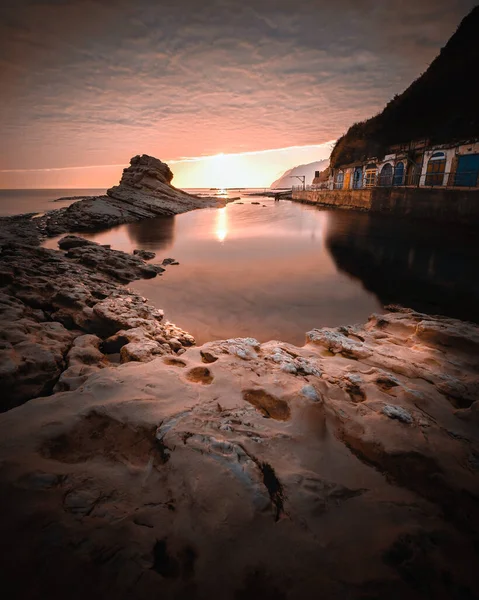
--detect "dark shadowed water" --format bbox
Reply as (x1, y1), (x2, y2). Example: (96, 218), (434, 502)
(43, 192), (479, 345)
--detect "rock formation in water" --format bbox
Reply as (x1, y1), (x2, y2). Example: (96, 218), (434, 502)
(35, 154), (228, 236)
(0, 304), (478, 598)
(271, 159), (330, 189)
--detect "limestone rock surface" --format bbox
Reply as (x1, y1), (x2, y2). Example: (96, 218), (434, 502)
(0, 228), (194, 410)
(0, 308), (478, 598)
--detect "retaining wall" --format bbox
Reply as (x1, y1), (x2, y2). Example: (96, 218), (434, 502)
(292, 187), (479, 224)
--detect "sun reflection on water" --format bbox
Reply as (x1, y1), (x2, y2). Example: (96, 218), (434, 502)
(215, 207), (228, 242)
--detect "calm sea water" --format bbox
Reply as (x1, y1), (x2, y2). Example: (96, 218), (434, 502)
(39, 189), (479, 346)
(0, 189), (107, 217)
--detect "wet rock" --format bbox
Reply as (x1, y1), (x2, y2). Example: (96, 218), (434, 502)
(65, 241), (164, 283)
(133, 249), (156, 260)
(151, 264), (166, 274)
(58, 235), (95, 250)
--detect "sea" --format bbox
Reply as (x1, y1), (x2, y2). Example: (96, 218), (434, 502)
(2, 188), (478, 345)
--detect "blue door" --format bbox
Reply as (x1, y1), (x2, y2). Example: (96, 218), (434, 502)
(353, 167), (363, 189)
(454, 154), (479, 187)
(393, 162), (405, 186)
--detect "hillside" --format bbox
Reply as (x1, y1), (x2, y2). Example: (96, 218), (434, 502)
(271, 159), (330, 189)
(330, 6), (479, 168)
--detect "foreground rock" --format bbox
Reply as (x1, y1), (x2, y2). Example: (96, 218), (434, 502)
(37, 155), (228, 236)
(0, 232), (194, 410)
(0, 307), (478, 598)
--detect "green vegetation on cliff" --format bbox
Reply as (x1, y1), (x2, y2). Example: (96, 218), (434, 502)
(330, 6), (479, 168)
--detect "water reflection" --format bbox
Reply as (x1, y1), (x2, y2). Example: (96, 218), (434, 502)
(215, 207), (228, 242)
(41, 197), (479, 344)
(325, 211), (479, 323)
(130, 201), (381, 345)
(126, 216), (175, 250)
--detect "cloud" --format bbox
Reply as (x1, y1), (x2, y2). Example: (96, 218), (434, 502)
(0, 0), (476, 185)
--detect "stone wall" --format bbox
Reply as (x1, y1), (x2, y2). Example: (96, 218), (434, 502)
(292, 187), (479, 224)
(292, 189), (372, 211)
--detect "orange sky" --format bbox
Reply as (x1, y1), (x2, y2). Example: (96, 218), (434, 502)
(0, 142), (334, 189)
(1, 1), (474, 190)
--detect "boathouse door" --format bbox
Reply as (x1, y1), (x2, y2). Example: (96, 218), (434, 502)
(425, 152), (446, 186)
(454, 154), (479, 187)
(353, 167), (363, 189)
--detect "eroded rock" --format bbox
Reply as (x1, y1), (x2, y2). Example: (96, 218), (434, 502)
(1, 309), (478, 598)
(382, 404), (413, 424)
(0, 228), (195, 409)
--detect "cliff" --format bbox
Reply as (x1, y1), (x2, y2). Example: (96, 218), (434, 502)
(271, 159), (330, 189)
(331, 6), (479, 168)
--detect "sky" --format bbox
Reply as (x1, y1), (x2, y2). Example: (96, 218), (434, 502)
(0, 0), (476, 189)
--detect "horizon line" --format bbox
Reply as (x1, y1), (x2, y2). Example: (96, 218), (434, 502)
(0, 142), (335, 174)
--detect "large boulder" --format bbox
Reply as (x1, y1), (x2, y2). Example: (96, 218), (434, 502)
(113, 154), (174, 190)
(106, 154), (222, 216)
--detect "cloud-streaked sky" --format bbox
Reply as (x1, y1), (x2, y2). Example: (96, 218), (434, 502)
(0, 0), (476, 188)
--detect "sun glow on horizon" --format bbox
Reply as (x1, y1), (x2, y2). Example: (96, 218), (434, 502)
(0, 142), (334, 189)
(172, 142), (333, 188)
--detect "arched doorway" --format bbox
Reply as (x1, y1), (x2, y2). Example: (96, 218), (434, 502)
(353, 166), (363, 189)
(425, 152), (446, 186)
(335, 170), (344, 190)
(393, 162), (405, 186)
(379, 163), (393, 186)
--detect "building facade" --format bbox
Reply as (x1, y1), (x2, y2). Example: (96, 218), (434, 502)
(324, 140), (479, 191)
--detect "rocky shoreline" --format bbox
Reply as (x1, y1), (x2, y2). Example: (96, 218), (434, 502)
(0, 154), (233, 410)
(0, 302), (478, 598)
(0, 230), (196, 411)
(1, 160), (479, 598)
